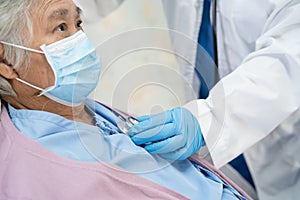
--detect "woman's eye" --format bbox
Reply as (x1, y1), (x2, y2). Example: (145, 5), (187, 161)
(56, 23), (67, 32)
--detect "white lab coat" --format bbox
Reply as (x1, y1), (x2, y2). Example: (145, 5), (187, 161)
(162, 0), (300, 199)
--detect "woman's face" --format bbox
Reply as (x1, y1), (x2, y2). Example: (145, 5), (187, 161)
(12, 0), (83, 98)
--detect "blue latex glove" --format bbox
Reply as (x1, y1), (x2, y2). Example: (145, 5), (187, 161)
(128, 107), (204, 160)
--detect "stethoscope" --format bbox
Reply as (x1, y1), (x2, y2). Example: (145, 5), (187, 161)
(100, 103), (139, 135)
(112, 110), (139, 135)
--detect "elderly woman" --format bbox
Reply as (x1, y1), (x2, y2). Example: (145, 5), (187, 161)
(0, 0), (249, 199)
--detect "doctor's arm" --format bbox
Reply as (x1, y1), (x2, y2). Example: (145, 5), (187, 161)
(129, 1), (300, 168)
(185, 1), (300, 168)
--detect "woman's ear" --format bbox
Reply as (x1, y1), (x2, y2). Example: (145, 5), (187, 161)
(0, 44), (18, 79)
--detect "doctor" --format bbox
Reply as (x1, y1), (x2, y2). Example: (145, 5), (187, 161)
(128, 0), (300, 200)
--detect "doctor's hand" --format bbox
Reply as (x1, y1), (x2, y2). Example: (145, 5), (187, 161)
(128, 107), (204, 160)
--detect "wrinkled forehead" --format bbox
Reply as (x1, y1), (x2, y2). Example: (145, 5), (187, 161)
(30, 0), (81, 19)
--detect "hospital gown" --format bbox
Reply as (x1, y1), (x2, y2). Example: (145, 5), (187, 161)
(7, 100), (245, 200)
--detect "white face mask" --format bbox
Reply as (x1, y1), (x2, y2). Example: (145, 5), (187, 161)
(0, 31), (102, 106)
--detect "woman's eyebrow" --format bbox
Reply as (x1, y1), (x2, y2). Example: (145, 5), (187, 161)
(48, 8), (69, 20)
(48, 7), (82, 20)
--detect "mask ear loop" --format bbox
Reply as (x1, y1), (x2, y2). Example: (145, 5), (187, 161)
(0, 41), (44, 54)
(15, 78), (44, 91)
(0, 41), (48, 96)
(15, 78), (47, 97)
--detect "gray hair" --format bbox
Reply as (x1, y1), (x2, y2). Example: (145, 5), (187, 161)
(0, 0), (33, 98)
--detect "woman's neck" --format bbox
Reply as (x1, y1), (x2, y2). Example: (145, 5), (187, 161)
(4, 96), (95, 125)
